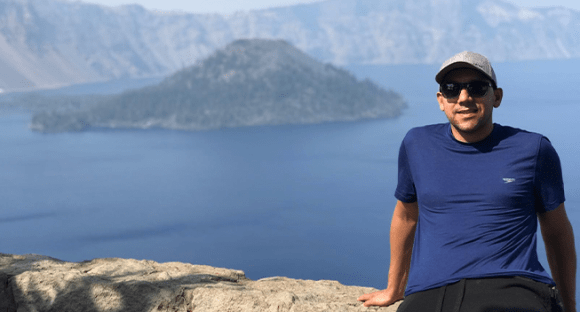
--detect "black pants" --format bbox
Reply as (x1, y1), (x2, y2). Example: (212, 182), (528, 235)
(397, 276), (564, 312)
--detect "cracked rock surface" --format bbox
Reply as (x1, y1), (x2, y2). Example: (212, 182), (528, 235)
(0, 253), (401, 312)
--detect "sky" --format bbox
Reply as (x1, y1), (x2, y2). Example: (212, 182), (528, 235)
(72, 0), (580, 15)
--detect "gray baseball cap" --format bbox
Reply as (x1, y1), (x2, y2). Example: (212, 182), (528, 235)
(435, 51), (497, 87)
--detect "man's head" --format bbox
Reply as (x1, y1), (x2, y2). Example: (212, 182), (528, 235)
(436, 51), (503, 143)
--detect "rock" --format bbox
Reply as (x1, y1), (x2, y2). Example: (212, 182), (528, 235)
(0, 253), (401, 312)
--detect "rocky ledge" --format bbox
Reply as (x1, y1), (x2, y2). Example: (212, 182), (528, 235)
(0, 253), (401, 312)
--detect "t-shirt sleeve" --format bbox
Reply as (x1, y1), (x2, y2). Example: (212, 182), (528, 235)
(534, 137), (565, 213)
(395, 139), (417, 203)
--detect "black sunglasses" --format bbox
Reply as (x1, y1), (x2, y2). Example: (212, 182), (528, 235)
(439, 81), (493, 99)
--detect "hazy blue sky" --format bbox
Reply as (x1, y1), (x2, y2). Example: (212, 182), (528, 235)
(73, 0), (580, 14)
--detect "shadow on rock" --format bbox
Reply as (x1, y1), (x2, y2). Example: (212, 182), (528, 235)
(0, 253), (398, 312)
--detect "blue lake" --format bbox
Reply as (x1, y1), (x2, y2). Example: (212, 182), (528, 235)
(0, 60), (579, 303)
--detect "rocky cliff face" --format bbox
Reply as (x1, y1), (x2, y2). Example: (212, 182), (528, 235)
(1, 0), (580, 91)
(0, 253), (400, 312)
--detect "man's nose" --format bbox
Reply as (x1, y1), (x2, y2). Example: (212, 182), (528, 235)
(457, 88), (472, 102)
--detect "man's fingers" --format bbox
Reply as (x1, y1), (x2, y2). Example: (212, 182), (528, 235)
(357, 293), (372, 301)
(359, 291), (400, 307)
(363, 299), (376, 307)
(363, 297), (387, 307)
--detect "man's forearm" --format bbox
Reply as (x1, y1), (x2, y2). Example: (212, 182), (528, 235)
(544, 226), (576, 312)
(539, 204), (577, 312)
(357, 200), (418, 307)
(386, 201), (418, 296)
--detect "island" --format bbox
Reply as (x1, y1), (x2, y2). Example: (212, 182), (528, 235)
(29, 39), (406, 133)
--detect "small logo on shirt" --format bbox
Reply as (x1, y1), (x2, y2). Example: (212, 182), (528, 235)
(503, 178), (516, 184)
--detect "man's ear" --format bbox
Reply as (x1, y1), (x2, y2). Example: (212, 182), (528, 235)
(437, 92), (445, 111)
(493, 88), (503, 108)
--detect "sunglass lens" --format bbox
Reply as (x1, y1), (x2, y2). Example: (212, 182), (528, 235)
(441, 83), (460, 98)
(468, 81), (489, 97)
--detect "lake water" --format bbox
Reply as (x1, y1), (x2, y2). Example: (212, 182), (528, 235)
(0, 60), (579, 303)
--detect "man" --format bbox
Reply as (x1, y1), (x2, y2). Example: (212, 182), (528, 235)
(357, 51), (576, 311)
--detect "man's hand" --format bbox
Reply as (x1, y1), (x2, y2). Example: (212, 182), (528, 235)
(357, 289), (403, 307)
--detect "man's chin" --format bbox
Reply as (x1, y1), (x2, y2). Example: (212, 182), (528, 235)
(451, 123), (481, 134)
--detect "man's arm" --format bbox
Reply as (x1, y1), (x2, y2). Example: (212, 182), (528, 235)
(358, 200), (418, 307)
(538, 203), (576, 312)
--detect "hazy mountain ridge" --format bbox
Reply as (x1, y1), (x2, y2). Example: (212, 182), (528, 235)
(1, 0), (580, 91)
(29, 39), (407, 132)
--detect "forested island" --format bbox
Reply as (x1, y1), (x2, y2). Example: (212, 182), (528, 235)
(29, 39), (407, 133)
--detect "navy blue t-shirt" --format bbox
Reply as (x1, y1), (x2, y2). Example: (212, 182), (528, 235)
(395, 123), (565, 296)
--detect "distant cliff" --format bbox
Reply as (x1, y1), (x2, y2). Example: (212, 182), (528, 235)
(29, 39), (407, 133)
(1, 0), (580, 91)
(0, 253), (401, 311)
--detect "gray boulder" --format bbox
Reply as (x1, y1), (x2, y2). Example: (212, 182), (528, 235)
(0, 253), (401, 312)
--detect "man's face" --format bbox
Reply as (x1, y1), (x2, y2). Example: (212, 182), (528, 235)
(436, 68), (503, 143)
